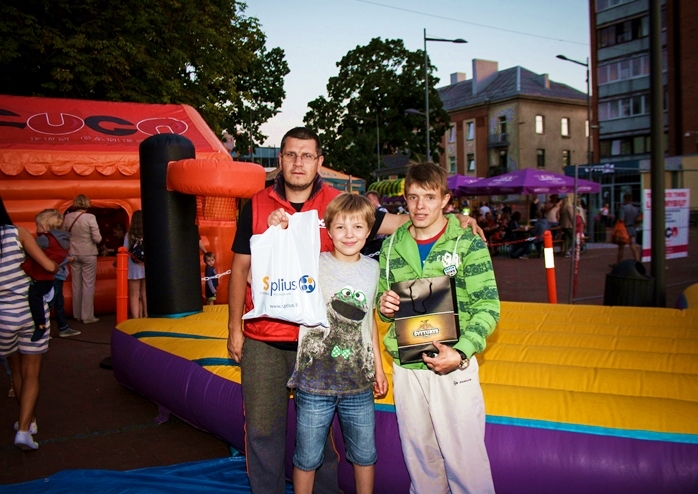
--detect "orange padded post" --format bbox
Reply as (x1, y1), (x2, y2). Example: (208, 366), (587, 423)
(543, 230), (557, 304)
(116, 247), (129, 323)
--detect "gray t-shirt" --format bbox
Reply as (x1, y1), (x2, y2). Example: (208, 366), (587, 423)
(620, 203), (640, 237)
(288, 252), (379, 396)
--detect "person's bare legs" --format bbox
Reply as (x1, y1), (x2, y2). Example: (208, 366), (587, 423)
(140, 279), (147, 318)
(128, 279), (141, 318)
(354, 464), (375, 494)
(6, 352), (42, 431)
(629, 239), (641, 262)
(616, 244), (625, 265)
(292, 467), (315, 494)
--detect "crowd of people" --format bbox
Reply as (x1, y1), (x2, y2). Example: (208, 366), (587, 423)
(0, 193), (154, 450)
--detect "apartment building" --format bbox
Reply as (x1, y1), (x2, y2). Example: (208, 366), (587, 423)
(437, 59), (588, 181)
(588, 0), (698, 213)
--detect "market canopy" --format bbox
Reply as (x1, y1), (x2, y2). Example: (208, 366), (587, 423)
(461, 168), (600, 195)
(447, 174), (481, 197)
(368, 178), (404, 197)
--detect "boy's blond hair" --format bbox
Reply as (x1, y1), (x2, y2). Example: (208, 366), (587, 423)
(324, 193), (376, 231)
(36, 209), (64, 230)
(204, 252), (215, 262)
(404, 162), (450, 197)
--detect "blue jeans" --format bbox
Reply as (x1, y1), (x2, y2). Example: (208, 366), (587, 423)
(50, 279), (70, 331)
(294, 389), (376, 471)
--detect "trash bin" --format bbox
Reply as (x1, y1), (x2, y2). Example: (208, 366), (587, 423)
(603, 260), (655, 307)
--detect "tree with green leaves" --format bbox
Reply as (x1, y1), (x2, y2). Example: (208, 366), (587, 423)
(0, 0), (288, 147)
(304, 37), (450, 182)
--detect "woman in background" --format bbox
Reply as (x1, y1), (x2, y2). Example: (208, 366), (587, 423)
(125, 211), (147, 319)
(64, 195), (102, 324)
(0, 196), (58, 449)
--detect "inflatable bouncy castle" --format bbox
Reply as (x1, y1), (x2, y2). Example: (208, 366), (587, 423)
(0, 94), (235, 315)
(109, 134), (698, 494)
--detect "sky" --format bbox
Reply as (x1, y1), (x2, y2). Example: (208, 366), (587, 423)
(245, 0), (591, 148)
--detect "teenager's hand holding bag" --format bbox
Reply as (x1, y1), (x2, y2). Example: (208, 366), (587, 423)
(243, 210), (329, 327)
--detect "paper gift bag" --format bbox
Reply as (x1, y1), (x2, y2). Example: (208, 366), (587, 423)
(391, 276), (460, 364)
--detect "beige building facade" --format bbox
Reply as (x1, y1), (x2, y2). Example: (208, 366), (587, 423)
(439, 60), (588, 180)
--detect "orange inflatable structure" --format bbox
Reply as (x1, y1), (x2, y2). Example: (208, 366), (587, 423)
(0, 94), (237, 315)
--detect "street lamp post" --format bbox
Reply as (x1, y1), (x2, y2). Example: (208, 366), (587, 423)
(350, 114), (381, 174)
(423, 29), (467, 162)
(556, 54), (591, 305)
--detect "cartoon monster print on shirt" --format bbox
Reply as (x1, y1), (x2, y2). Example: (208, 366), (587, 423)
(296, 286), (375, 391)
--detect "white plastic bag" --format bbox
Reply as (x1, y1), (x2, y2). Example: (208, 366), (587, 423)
(243, 210), (329, 327)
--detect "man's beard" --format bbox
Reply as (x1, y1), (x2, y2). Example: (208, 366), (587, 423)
(285, 179), (313, 192)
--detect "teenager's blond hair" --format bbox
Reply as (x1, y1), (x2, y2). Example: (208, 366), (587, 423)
(404, 162), (450, 197)
(35, 209), (64, 230)
(324, 193), (376, 231)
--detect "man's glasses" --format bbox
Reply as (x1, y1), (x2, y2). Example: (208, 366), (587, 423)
(280, 152), (319, 165)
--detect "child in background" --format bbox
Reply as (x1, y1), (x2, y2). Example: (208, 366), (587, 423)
(204, 252), (218, 305)
(21, 209), (71, 342)
(284, 193), (388, 494)
(52, 252), (80, 338)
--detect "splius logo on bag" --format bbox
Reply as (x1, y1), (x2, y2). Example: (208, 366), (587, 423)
(262, 275), (316, 296)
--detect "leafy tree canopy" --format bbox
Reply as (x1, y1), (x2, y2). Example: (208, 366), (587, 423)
(304, 37), (450, 182)
(0, 0), (288, 146)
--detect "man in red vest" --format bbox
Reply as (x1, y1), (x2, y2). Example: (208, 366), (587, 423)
(228, 127), (482, 493)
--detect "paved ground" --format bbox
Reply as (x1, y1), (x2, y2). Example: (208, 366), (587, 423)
(2, 230), (697, 486)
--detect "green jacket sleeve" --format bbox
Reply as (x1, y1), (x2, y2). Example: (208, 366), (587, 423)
(453, 237), (500, 359)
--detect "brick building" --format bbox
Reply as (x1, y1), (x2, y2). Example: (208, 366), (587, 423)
(437, 59), (588, 180)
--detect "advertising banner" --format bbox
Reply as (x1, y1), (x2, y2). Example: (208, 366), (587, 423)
(641, 189), (690, 262)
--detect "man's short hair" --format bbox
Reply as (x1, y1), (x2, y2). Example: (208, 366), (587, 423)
(324, 193), (376, 231)
(404, 162), (450, 197)
(280, 127), (323, 157)
(36, 209), (63, 230)
(623, 192), (632, 202)
(365, 190), (380, 201)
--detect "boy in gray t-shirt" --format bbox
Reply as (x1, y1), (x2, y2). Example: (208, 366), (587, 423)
(287, 193), (388, 494)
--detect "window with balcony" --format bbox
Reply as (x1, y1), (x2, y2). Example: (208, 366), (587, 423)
(598, 94), (649, 121)
(466, 121), (475, 140)
(537, 149), (545, 168)
(562, 150), (570, 167)
(498, 116), (507, 134)
(598, 16), (648, 48)
(535, 115), (544, 134)
(561, 117), (570, 137)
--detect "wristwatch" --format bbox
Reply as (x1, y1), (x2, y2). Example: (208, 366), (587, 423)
(456, 350), (470, 370)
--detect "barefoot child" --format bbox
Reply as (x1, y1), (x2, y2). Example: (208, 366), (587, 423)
(285, 193), (388, 494)
(21, 209), (71, 342)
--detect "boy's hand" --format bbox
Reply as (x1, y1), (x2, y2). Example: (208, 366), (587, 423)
(454, 214), (486, 241)
(268, 208), (289, 229)
(373, 369), (388, 398)
(422, 341), (461, 375)
(379, 290), (400, 318)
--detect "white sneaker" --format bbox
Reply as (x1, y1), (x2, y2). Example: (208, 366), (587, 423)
(14, 431), (38, 450)
(14, 421), (38, 434)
